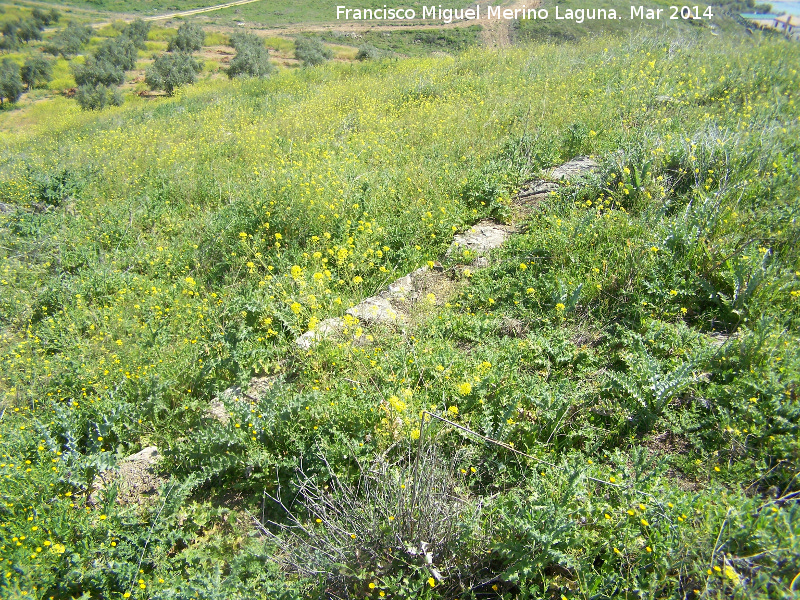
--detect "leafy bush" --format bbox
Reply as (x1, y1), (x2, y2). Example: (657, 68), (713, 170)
(294, 36), (332, 67)
(146, 52), (201, 95)
(0, 58), (24, 106)
(0, 32), (19, 51)
(2, 18), (44, 44)
(355, 43), (382, 61)
(227, 32), (274, 78)
(74, 84), (123, 111)
(94, 35), (138, 71)
(167, 21), (204, 53)
(72, 57), (125, 88)
(122, 18), (151, 49)
(31, 8), (61, 27)
(21, 54), (52, 90)
(43, 22), (93, 58)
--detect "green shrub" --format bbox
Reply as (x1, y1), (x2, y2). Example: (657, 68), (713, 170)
(355, 43), (382, 61)
(31, 7), (61, 27)
(21, 54), (52, 90)
(2, 18), (45, 45)
(44, 22), (93, 58)
(74, 83), (123, 110)
(14, 18), (44, 43)
(122, 18), (151, 49)
(72, 56), (125, 88)
(0, 32), (18, 51)
(0, 58), (24, 106)
(227, 32), (273, 78)
(94, 35), (138, 71)
(145, 52), (201, 95)
(294, 36), (332, 67)
(167, 21), (204, 53)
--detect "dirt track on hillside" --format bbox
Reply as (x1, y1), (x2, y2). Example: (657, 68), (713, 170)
(77, 0), (531, 48)
(237, 0), (530, 47)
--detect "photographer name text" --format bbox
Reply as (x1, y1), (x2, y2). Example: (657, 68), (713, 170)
(335, 5), (714, 23)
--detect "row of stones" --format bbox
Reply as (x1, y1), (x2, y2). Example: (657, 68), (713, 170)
(95, 157), (599, 504)
(294, 156), (599, 349)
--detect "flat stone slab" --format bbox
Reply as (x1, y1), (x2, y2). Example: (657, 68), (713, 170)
(295, 317), (345, 350)
(90, 446), (162, 506)
(207, 399), (230, 424)
(448, 220), (513, 256)
(378, 266), (429, 303)
(549, 156), (599, 181)
(294, 268), (436, 347)
(346, 296), (402, 325)
(515, 180), (559, 202)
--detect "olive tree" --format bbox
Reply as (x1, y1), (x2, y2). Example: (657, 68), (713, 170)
(168, 22), (204, 53)
(294, 37), (332, 67)
(21, 54), (52, 90)
(44, 23), (92, 58)
(0, 59), (24, 106)
(145, 52), (201, 95)
(75, 84), (123, 110)
(227, 32), (273, 78)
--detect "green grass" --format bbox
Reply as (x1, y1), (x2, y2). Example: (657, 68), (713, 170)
(262, 35), (294, 53)
(0, 21), (799, 600)
(16, 0), (480, 25)
(320, 25), (484, 57)
(512, 0), (753, 43)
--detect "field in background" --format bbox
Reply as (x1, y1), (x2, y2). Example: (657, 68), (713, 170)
(10, 0), (484, 25)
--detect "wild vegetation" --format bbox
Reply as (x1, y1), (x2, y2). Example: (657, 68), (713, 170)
(321, 26), (484, 58)
(0, 4), (799, 600)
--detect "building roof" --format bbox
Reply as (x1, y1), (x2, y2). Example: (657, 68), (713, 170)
(775, 14), (800, 26)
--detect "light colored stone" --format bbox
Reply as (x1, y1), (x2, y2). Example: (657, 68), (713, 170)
(347, 296), (402, 324)
(448, 220), (512, 256)
(515, 180), (559, 202)
(207, 399), (230, 424)
(384, 273), (415, 300)
(90, 446), (162, 506)
(549, 156), (599, 181)
(295, 317), (345, 349)
(379, 266), (429, 303)
(247, 375), (277, 399)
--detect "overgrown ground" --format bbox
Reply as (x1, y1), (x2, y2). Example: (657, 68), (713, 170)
(1, 21), (799, 600)
(13, 0), (481, 26)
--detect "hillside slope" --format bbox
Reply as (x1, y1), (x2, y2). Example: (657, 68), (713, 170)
(1, 27), (799, 600)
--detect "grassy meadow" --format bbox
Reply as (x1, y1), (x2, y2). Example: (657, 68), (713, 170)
(13, 0), (481, 25)
(1, 9), (799, 600)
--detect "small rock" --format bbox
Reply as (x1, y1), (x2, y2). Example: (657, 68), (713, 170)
(515, 180), (559, 202)
(295, 317), (345, 349)
(499, 317), (527, 337)
(383, 273), (416, 301)
(247, 375), (277, 399)
(347, 296), (402, 325)
(379, 266), (429, 303)
(707, 332), (732, 347)
(549, 156), (599, 181)
(448, 220), (512, 256)
(90, 446), (162, 506)
(207, 399), (230, 424)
